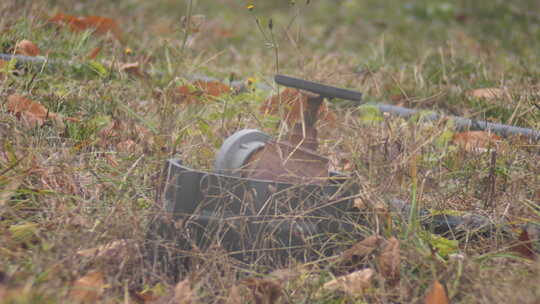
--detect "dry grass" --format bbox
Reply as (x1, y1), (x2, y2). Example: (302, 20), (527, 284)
(1, 0), (539, 303)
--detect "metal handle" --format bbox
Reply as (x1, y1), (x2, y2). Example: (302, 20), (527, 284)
(275, 74), (363, 101)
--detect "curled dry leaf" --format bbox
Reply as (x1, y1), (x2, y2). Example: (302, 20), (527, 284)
(467, 88), (507, 100)
(14, 39), (40, 56)
(510, 227), (537, 260)
(69, 271), (105, 303)
(173, 279), (194, 304)
(322, 268), (374, 296)
(377, 237), (400, 285)
(7, 94), (58, 127)
(260, 88), (337, 127)
(424, 280), (449, 304)
(241, 278), (283, 304)
(452, 131), (501, 152)
(119, 62), (144, 77)
(176, 80), (232, 104)
(77, 239), (131, 260)
(49, 13), (123, 41)
(336, 235), (383, 270)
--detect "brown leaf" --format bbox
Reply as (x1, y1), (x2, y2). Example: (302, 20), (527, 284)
(424, 280), (449, 304)
(467, 88), (507, 100)
(241, 278), (282, 304)
(452, 131), (501, 152)
(7, 94), (57, 127)
(69, 271), (105, 303)
(119, 62), (144, 77)
(377, 237), (400, 284)
(336, 235), (383, 270)
(176, 80), (231, 104)
(260, 88), (336, 127)
(511, 228), (537, 260)
(173, 279), (194, 304)
(87, 47), (102, 60)
(0, 59), (7, 80)
(15, 40), (40, 56)
(322, 268), (374, 296)
(49, 13), (123, 41)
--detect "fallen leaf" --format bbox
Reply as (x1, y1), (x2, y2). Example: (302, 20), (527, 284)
(377, 237), (400, 285)
(467, 88), (507, 100)
(260, 88), (336, 126)
(119, 62), (144, 77)
(87, 47), (101, 60)
(69, 271), (105, 303)
(424, 280), (449, 304)
(133, 290), (160, 303)
(77, 239), (130, 260)
(15, 39), (40, 56)
(0, 59), (7, 80)
(336, 235), (383, 270)
(511, 228), (537, 260)
(176, 80), (231, 104)
(49, 13), (123, 41)
(7, 94), (58, 127)
(322, 268), (374, 296)
(173, 279), (194, 304)
(452, 131), (501, 152)
(241, 278), (282, 304)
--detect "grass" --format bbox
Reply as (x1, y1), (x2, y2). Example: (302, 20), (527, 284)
(1, 0), (539, 303)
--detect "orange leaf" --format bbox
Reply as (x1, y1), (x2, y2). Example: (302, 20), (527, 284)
(260, 88), (336, 126)
(69, 271), (105, 303)
(452, 131), (501, 152)
(87, 47), (102, 60)
(424, 280), (449, 304)
(176, 80), (231, 104)
(49, 13), (123, 41)
(15, 39), (40, 56)
(7, 94), (56, 127)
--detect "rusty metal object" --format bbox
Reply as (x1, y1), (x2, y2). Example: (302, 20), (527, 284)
(244, 94), (329, 184)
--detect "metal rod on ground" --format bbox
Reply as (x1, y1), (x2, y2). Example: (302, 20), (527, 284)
(2, 53), (539, 140)
(374, 104), (540, 140)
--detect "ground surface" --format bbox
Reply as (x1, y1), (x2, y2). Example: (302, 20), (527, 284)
(1, 0), (539, 303)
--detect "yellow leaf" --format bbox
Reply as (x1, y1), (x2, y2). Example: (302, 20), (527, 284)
(424, 280), (449, 304)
